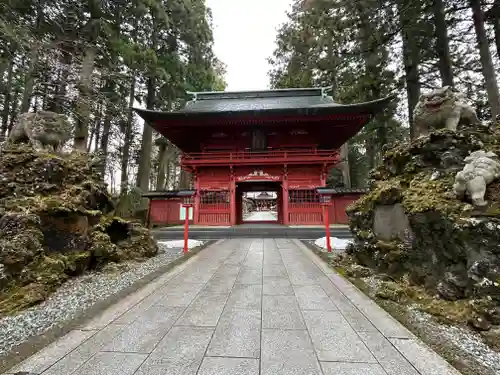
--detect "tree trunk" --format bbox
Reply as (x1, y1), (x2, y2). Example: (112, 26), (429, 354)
(136, 10), (159, 191)
(94, 100), (102, 150)
(7, 84), (20, 136)
(355, 2), (386, 162)
(485, 0), (500, 58)
(87, 128), (95, 152)
(20, 0), (44, 113)
(136, 110), (154, 190)
(165, 161), (172, 190)
(398, 0), (421, 137)
(51, 48), (72, 113)
(42, 70), (51, 110)
(0, 51), (9, 91)
(94, 122), (101, 151)
(99, 80), (116, 171)
(339, 143), (351, 188)
(1, 58), (14, 140)
(156, 153), (167, 190)
(74, 0), (101, 151)
(492, 19), (500, 59)
(155, 139), (169, 190)
(365, 137), (376, 171)
(179, 170), (192, 189)
(401, 34), (420, 136)
(470, 0), (500, 120)
(20, 44), (40, 113)
(88, 103), (102, 152)
(121, 77), (136, 190)
(432, 0), (454, 86)
(74, 46), (96, 151)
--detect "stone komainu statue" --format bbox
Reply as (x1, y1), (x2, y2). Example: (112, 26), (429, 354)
(8, 111), (72, 152)
(453, 150), (500, 207)
(413, 86), (481, 137)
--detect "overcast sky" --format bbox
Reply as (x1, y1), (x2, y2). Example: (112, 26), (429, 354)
(205, 0), (293, 91)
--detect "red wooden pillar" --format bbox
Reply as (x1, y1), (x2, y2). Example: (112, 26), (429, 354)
(282, 175), (289, 225)
(230, 177), (236, 225)
(320, 165), (327, 187)
(276, 188), (283, 224)
(194, 174), (201, 225)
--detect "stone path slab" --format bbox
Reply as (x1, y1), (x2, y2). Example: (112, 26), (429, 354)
(4, 238), (462, 375)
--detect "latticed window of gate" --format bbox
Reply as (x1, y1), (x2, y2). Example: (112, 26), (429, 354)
(200, 190), (230, 205)
(182, 196), (194, 205)
(288, 189), (320, 204)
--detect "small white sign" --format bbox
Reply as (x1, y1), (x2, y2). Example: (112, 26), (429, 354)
(179, 206), (193, 220)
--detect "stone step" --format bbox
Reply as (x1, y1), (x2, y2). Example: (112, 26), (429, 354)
(152, 227), (352, 240)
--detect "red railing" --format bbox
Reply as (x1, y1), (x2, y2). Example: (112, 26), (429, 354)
(182, 149), (339, 165)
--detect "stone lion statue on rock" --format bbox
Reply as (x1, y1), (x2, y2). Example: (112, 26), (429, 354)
(413, 86), (481, 138)
(453, 150), (500, 207)
(8, 111), (72, 152)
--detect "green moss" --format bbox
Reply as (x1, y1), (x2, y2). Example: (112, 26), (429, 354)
(0, 143), (158, 315)
(28, 255), (68, 286)
(64, 251), (92, 274)
(348, 179), (404, 213)
(334, 266), (347, 276)
(483, 206), (500, 217)
(0, 283), (50, 316)
(401, 173), (464, 214)
(375, 281), (408, 301)
(87, 231), (120, 263)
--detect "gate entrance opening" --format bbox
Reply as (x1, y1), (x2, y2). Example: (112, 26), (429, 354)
(236, 181), (282, 224)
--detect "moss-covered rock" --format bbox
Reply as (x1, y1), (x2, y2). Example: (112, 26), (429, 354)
(346, 125), (500, 334)
(0, 143), (158, 316)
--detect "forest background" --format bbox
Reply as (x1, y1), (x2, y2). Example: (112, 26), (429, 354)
(1, 0), (499, 193)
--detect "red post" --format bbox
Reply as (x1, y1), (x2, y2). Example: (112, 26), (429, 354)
(323, 204), (332, 252)
(182, 204), (193, 254)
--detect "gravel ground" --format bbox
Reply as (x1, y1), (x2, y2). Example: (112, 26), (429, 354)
(408, 307), (500, 375)
(362, 275), (500, 375)
(0, 243), (194, 356)
(307, 242), (500, 375)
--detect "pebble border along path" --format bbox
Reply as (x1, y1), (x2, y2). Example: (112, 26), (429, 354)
(4, 238), (462, 375)
(0, 242), (196, 357)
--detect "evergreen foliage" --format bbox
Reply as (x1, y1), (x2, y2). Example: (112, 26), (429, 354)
(268, 0), (500, 187)
(0, 0), (227, 192)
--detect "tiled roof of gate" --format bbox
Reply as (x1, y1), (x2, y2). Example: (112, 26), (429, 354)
(317, 188), (369, 194)
(142, 190), (195, 198)
(179, 87), (339, 113)
(133, 87), (395, 121)
(132, 87), (395, 152)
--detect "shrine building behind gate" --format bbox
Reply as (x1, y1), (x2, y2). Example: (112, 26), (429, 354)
(135, 87), (392, 226)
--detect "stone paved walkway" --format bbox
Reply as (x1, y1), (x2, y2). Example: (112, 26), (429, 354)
(5, 239), (461, 375)
(244, 211), (278, 222)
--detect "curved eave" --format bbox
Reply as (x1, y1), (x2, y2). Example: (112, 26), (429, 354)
(132, 95), (395, 126)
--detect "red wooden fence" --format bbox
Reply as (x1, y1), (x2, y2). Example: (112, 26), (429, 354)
(148, 191), (363, 227)
(149, 198), (192, 226)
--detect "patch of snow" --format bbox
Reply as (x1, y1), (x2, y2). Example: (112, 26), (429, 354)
(157, 239), (204, 249)
(314, 236), (352, 251)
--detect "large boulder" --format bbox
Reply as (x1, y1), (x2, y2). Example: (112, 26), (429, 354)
(0, 143), (158, 315)
(346, 125), (500, 331)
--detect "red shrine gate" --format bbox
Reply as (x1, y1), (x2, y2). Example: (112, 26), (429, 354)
(136, 87), (392, 226)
